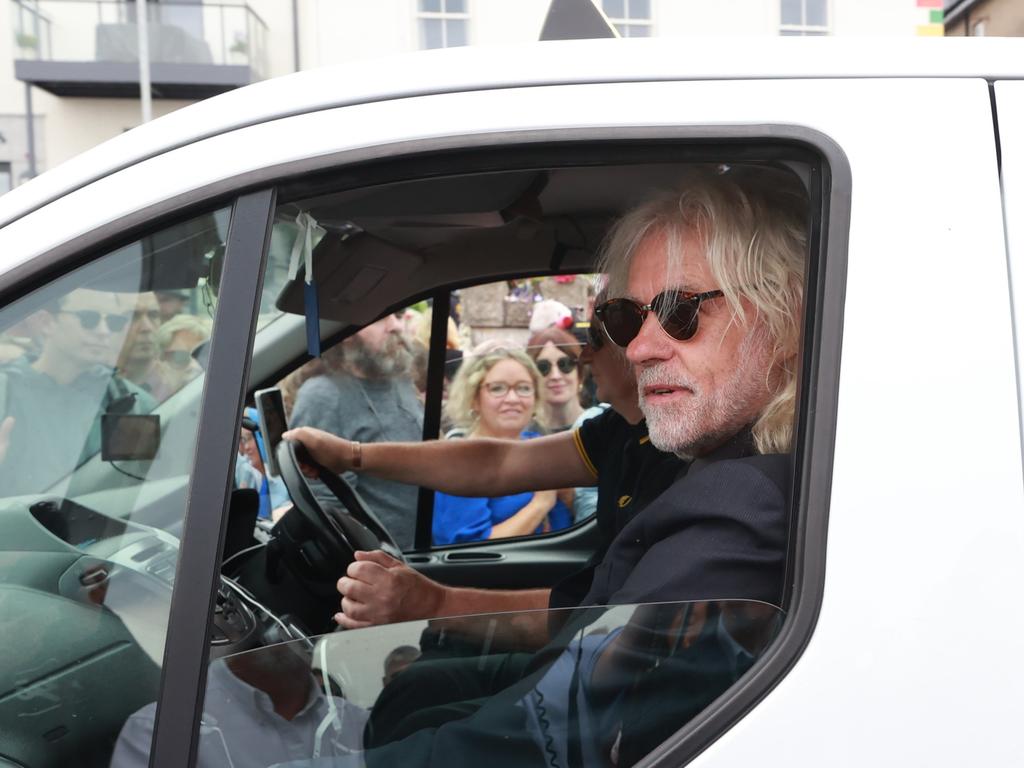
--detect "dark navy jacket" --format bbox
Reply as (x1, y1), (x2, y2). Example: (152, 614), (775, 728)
(581, 433), (790, 608)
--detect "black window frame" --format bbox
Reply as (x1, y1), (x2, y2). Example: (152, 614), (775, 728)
(149, 189), (275, 768)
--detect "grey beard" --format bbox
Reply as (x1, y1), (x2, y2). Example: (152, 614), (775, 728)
(638, 328), (770, 457)
(347, 336), (413, 380)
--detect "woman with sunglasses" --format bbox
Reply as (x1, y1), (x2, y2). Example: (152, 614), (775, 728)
(155, 313), (210, 398)
(525, 327), (585, 433)
(431, 346), (572, 545)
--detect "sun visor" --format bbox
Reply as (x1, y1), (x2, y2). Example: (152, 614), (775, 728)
(275, 231), (423, 324)
(138, 215), (224, 291)
(78, 212), (224, 294)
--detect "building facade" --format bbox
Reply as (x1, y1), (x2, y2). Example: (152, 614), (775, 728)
(944, 0), (1024, 36)
(0, 0), (944, 191)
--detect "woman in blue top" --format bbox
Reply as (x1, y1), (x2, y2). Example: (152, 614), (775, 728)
(433, 346), (572, 545)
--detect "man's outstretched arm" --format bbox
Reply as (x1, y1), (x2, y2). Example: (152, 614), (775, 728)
(283, 427), (596, 499)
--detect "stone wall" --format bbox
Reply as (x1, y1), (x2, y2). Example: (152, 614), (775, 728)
(458, 276), (592, 348)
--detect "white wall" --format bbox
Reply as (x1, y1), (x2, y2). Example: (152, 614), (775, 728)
(299, 0), (551, 69)
(301, 0), (413, 68)
(833, 0), (926, 35)
(0, 9), (25, 115)
(36, 93), (191, 168)
(657, 0), (924, 37)
(473, 0), (550, 46)
(657, 0), (776, 38)
(246, 0), (297, 78)
(0, 15), (41, 184)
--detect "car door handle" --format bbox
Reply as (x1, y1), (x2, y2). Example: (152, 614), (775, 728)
(442, 551), (505, 562)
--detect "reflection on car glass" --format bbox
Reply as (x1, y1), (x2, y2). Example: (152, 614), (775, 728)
(161, 601), (783, 768)
(0, 208), (231, 768)
(0, 288), (157, 495)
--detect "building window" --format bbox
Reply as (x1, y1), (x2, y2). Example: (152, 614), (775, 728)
(419, 0), (469, 49)
(0, 163), (11, 194)
(971, 19), (987, 36)
(780, 0), (829, 36)
(602, 0), (652, 38)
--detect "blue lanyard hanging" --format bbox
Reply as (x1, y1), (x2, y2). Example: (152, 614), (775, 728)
(257, 475), (271, 519)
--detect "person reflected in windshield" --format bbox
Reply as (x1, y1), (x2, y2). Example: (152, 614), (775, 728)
(0, 287), (156, 495)
(112, 643), (369, 768)
(156, 313), (210, 395)
(154, 288), (190, 322)
(290, 312), (424, 549)
(116, 291), (180, 403)
(383, 645), (421, 687)
(0, 307), (48, 364)
(258, 600), (783, 768)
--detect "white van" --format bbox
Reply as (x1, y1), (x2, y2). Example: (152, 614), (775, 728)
(0, 36), (1021, 768)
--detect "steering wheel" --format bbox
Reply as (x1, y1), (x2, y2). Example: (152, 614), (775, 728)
(275, 439), (405, 570)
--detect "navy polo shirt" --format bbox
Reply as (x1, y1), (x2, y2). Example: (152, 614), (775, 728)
(549, 409), (685, 610)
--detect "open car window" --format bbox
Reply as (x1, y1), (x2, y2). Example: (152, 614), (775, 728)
(180, 600), (783, 768)
(232, 149), (822, 767)
(265, 156), (813, 559)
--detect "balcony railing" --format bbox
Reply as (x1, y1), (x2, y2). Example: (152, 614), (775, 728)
(11, 0), (268, 79)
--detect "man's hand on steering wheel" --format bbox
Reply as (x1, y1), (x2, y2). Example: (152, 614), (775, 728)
(273, 432), (404, 584)
(281, 426), (356, 477)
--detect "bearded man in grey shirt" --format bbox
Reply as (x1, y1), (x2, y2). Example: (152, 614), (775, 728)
(290, 313), (424, 549)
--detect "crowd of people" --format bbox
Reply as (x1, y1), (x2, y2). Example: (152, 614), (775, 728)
(0, 287), (211, 402)
(269, 277), (611, 549)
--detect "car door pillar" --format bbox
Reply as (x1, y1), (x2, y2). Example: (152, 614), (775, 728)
(150, 188), (275, 768)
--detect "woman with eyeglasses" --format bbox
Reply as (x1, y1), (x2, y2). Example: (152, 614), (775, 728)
(430, 346), (572, 545)
(525, 327), (585, 433)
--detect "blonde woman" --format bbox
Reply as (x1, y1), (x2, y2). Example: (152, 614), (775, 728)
(433, 346), (572, 544)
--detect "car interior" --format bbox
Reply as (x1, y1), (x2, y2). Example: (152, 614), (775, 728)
(0, 142), (823, 767)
